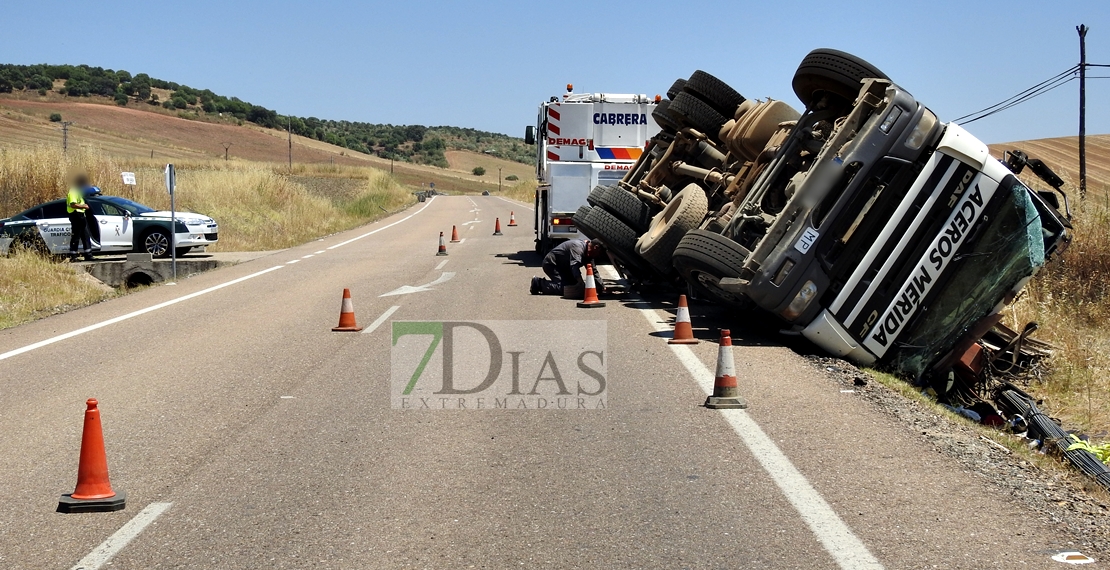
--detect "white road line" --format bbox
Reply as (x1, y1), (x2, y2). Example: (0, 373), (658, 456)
(70, 502), (172, 570)
(302, 254), (314, 259)
(494, 196), (533, 211)
(435, 259), (449, 270)
(455, 238), (466, 244)
(361, 305), (400, 335)
(315, 250), (325, 254)
(326, 196), (435, 251)
(0, 266), (284, 363)
(636, 306), (884, 570)
(286, 259), (300, 264)
(468, 226), (475, 231)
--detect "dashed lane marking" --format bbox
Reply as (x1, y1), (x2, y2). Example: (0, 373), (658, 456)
(361, 305), (400, 335)
(286, 259), (300, 264)
(70, 502), (172, 570)
(634, 303), (884, 570)
(435, 259), (449, 270)
(302, 254), (314, 259)
(0, 266), (285, 362)
(315, 250), (325, 254)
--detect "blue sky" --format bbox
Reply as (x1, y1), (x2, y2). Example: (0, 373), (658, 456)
(2, 0), (1107, 144)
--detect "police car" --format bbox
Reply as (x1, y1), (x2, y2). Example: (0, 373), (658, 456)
(0, 194), (218, 258)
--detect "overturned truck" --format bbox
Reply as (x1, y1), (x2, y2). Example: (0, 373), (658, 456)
(574, 49), (1072, 379)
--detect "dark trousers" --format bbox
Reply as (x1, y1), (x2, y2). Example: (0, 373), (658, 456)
(69, 212), (92, 254)
(538, 258), (579, 295)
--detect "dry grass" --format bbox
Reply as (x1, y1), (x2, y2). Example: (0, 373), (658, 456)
(1005, 185), (1110, 438)
(1, 146), (415, 252)
(501, 178), (537, 204)
(0, 249), (115, 329)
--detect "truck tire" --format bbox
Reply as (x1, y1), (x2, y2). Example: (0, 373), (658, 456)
(667, 92), (728, 139)
(576, 205), (651, 274)
(792, 48), (888, 108)
(571, 205), (593, 234)
(586, 185), (608, 207)
(684, 70), (745, 118)
(651, 100), (681, 132)
(666, 78), (687, 101)
(593, 185), (653, 233)
(672, 230), (755, 309)
(635, 183), (708, 273)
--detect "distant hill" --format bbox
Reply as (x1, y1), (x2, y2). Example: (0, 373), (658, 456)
(0, 63), (531, 166)
(988, 134), (1110, 192)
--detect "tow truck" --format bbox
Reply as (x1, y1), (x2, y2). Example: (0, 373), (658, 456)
(525, 85), (660, 254)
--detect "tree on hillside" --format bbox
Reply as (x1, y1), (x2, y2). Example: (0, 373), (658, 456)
(473, 167), (486, 176)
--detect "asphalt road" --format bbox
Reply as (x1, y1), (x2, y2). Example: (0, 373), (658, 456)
(0, 195), (1079, 569)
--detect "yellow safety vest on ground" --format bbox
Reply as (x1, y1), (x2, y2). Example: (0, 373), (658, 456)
(66, 187), (86, 214)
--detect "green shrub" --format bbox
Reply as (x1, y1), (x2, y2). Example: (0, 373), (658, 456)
(472, 166), (486, 176)
(505, 174), (519, 181)
(49, 113), (62, 122)
(114, 92), (128, 106)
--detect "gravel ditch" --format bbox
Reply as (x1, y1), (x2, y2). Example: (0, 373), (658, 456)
(806, 355), (1110, 561)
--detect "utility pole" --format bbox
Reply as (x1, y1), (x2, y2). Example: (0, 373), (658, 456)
(222, 142), (232, 161)
(1078, 24), (1089, 199)
(287, 117), (293, 170)
(390, 156), (394, 174)
(498, 167), (502, 193)
(61, 121), (73, 154)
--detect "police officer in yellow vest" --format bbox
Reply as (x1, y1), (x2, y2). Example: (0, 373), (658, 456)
(67, 173), (94, 261)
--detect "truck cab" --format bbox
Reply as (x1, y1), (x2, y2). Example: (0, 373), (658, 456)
(526, 86), (660, 253)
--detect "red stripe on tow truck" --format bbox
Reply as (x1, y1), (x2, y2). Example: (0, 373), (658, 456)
(547, 151), (559, 160)
(548, 108), (560, 120)
(548, 123), (560, 135)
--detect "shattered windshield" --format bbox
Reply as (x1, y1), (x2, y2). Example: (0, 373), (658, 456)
(887, 181), (1046, 378)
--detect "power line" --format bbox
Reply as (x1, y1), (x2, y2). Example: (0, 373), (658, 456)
(954, 65), (1079, 124)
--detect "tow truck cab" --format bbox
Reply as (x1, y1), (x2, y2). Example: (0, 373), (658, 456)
(727, 79), (1071, 376)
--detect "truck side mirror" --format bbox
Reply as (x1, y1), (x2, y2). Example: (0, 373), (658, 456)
(524, 126), (535, 145)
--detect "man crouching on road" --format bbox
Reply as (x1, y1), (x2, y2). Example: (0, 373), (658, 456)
(531, 238), (606, 296)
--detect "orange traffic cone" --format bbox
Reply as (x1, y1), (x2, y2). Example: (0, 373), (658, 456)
(493, 218), (503, 236)
(704, 329), (747, 409)
(668, 294), (699, 345)
(58, 399), (126, 513)
(577, 264), (606, 308)
(450, 225), (461, 243)
(508, 211), (518, 226)
(436, 232), (449, 256)
(332, 288), (363, 332)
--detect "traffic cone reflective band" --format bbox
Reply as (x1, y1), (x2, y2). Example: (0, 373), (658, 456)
(493, 218), (503, 236)
(704, 329), (747, 409)
(58, 399), (126, 513)
(332, 288), (363, 332)
(576, 264), (606, 308)
(668, 294), (699, 345)
(436, 232), (449, 256)
(508, 211), (518, 226)
(450, 225), (461, 243)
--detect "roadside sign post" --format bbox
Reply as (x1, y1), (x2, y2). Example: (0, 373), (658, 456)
(164, 164), (177, 281)
(121, 172), (136, 186)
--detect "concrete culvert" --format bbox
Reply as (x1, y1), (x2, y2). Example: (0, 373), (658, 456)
(124, 271), (154, 288)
